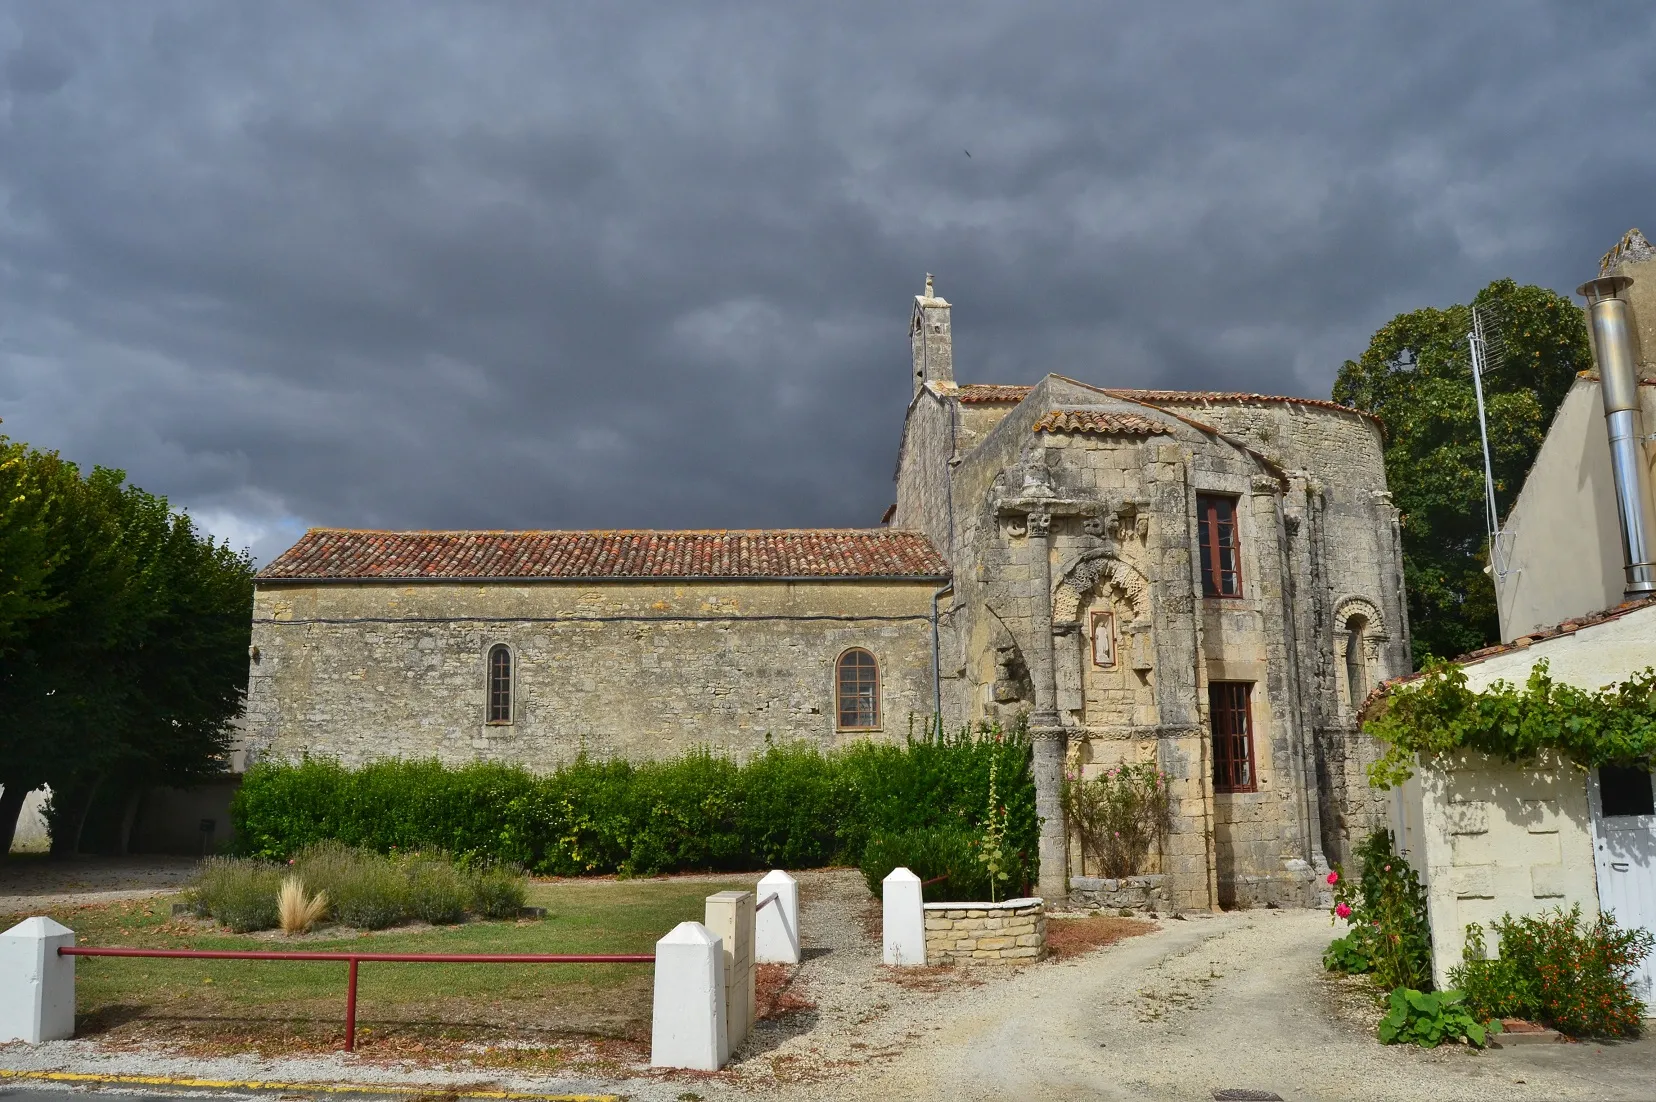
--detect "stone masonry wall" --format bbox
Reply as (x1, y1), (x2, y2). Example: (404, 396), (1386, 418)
(923, 898), (1047, 963)
(242, 578), (938, 768)
(1068, 875), (1171, 914)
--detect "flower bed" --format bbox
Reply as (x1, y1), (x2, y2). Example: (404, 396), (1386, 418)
(923, 897), (1046, 963)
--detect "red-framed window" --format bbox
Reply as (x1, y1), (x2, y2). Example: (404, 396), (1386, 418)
(1209, 681), (1256, 792)
(836, 648), (880, 730)
(1197, 493), (1243, 598)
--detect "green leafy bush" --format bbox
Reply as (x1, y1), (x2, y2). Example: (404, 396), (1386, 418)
(1322, 931), (1373, 975)
(1450, 905), (1654, 1038)
(1061, 760), (1172, 878)
(190, 857), (283, 932)
(232, 724), (1039, 887)
(1325, 830), (1432, 991)
(468, 866), (529, 919)
(860, 827), (989, 903)
(1377, 987), (1499, 1048)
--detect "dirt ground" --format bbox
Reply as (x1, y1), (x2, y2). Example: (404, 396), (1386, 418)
(4, 863), (1656, 1101)
(0, 855), (198, 912)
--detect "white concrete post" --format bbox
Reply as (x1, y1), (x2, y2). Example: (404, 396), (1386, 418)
(0, 917), (75, 1043)
(882, 867), (926, 966)
(755, 870), (800, 965)
(650, 921), (728, 1071)
(704, 889), (755, 1053)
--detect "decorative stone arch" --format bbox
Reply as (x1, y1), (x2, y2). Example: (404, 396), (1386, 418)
(1332, 596), (1385, 715)
(1052, 549), (1149, 627)
(1332, 596), (1386, 650)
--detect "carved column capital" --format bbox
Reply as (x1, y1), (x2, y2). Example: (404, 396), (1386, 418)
(1027, 511), (1052, 538)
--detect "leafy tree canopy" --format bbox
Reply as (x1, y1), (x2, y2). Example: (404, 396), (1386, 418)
(1333, 279), (1592, 663)
(0, 435), (255, 855)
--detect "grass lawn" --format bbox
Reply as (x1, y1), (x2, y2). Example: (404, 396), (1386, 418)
(0, 876), (756, 1057)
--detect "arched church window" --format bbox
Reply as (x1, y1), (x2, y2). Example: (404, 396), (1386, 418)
(487, 644), (513, 724)
(1344, 615), (1368, 709)
(836, 648), (880, 730)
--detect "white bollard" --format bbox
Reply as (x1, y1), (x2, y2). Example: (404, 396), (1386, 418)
(0, 916), (75, 1043)
(650, 921), (728, 1070)
(704, 889), (755, 1054)
(755, 869), (800, 965)
(882, 867), (926, 967)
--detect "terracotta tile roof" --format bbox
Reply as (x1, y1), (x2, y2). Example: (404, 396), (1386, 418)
(1103, 389), (1382, 423)
(1358, 595), (1656, 720)
(1032, 409), (1172, 436)
(259, 528), (951, 583)
(956, 384), (1034, 403)
(953, 381), (1379, 423)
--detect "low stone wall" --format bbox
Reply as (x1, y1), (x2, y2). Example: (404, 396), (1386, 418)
(1068, 874), (1171, 913)
(922, 897), (1046, 963)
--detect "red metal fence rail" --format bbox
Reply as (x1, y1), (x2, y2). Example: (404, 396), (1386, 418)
(60, 946), (654, 1051)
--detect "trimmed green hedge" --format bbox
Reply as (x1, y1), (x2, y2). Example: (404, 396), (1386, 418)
(231, 727), (1038, 887)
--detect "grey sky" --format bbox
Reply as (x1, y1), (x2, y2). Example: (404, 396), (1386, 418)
(2, 2), (1652, 564)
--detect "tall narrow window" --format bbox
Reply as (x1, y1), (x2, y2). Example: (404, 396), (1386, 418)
(1197, 494), (1242, 597)
(1344, 615), (1368, 708)
(836, 648), (880, 730)
(1209, 681), (1256, 792)
(487, 644), (512, 724)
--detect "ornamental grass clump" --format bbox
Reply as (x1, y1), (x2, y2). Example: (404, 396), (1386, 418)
(1450, 905), (1654, 1038)
(1060, 761), (1172, 879)
(276, 876), (329, 934)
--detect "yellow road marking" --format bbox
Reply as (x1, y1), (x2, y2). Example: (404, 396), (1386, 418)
(0, 1069), (618, 1101)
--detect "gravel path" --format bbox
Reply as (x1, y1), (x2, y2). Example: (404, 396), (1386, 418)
(0, 856), (198, 913)
(825, 908), (1656, 1102)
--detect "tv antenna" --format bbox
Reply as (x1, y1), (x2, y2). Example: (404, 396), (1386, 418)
(1467, 304), (1513, 579)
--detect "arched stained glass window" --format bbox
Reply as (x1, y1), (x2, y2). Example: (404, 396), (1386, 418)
(487, 644), (513, 724)
(836, 648), (880, 730)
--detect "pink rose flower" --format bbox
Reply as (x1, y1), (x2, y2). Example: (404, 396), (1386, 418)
(1335, 902), (1352, 919)
(1326, 870), (1339, 885)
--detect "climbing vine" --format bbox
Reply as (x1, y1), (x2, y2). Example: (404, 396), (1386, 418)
(1364, 659), (1656, 789)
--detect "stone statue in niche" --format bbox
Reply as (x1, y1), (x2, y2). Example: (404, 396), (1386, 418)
(992, 631), (1033, 705)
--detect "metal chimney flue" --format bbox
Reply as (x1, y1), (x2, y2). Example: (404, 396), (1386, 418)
(1578, 275), (1656, 597)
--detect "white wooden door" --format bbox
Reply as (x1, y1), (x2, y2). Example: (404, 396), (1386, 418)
(1588, 766), (1656, 1002)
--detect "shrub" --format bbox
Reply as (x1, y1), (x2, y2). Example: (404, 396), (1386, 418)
(402, 854), (469, 925)
(191, 857), (283, 932)
(1061, 761), (1172, 878)
(1376, 987), (1499, 1048)
(468, 866), (529, 919)
(232, 723), (1040, 889)
(860, 827), (989, 903)
(1325, 830), (1432, 991)
(1450, 905), (1654, 1038)
(292, 841), (407, 930)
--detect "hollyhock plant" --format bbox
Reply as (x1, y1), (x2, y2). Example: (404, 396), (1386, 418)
(1336, 902), (1352, 919)
(1327, 870), (1339, 885)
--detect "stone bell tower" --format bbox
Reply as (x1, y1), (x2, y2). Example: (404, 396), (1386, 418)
(911, 274), (953, 398)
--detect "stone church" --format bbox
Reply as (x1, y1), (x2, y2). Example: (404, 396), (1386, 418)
(244, 277), (1409, 910)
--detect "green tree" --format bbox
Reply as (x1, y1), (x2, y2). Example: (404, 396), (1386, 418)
(0, 438), (255, 856)
(1333, 280), (1591, 663)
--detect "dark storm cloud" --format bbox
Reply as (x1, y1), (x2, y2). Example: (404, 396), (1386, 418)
(3, 2), (1655, 563)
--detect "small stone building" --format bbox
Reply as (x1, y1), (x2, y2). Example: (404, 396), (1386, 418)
(244, 276), (1410, 912)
